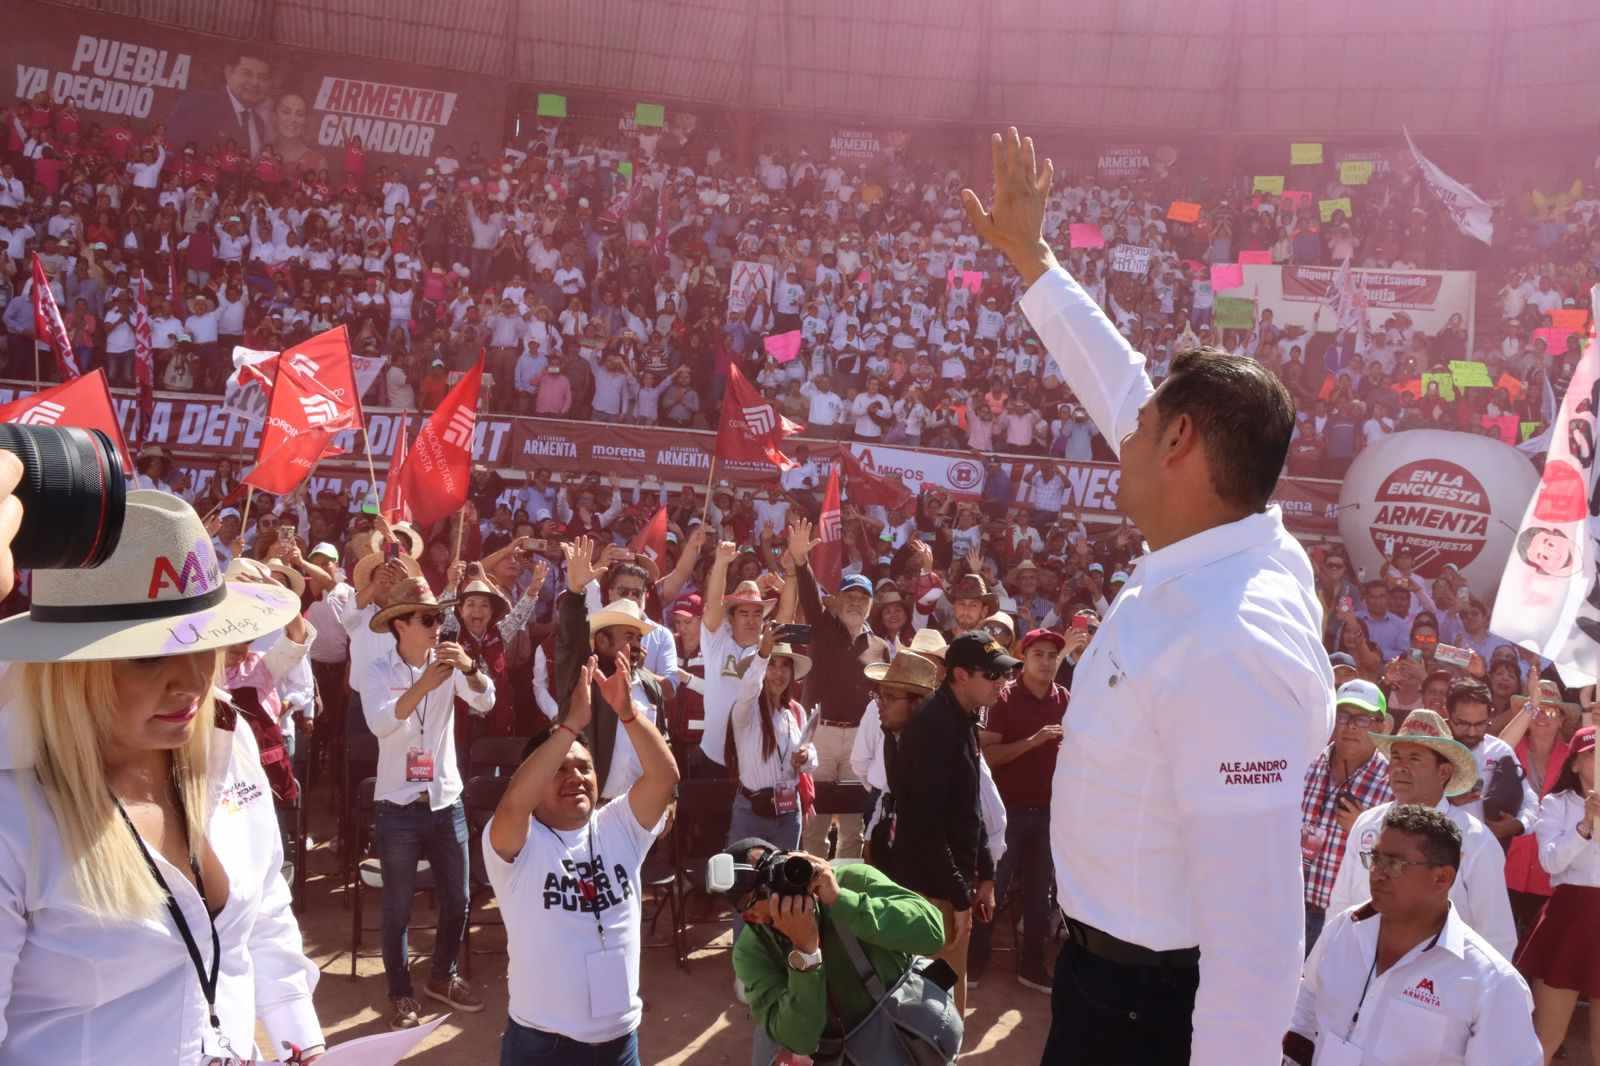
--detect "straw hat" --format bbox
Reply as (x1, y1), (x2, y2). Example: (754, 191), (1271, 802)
(950, 573), (998, 611)
(388, 522), (425, 560)
(769, 643), (813, 681)
(369, 576), (454, 632)
(1511, 678), (1582, 719)
(896, 628), (948, 662)
(1368, 709), (1478, 797)
(266, 560), (306, 599)
(864, 650), (940, 694)
(0, 491), (300, 661)
(722, 579), (775, 616)
(589, 598), (658, 636)
(352, 550), (421, 593)
(455, 578), (511, 626)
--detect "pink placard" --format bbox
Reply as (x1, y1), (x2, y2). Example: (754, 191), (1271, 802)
(764, 330), (803, 364)
(1481, 413), (1518, 445)
(1535, 326), (1576, 354)
(1281, 190), (1313, 208)
(1069, 223), (1105, 249)
(961, 270), (985, 294)
(1210, 263), (1244, 291)
(1238, 250), (1273, 265)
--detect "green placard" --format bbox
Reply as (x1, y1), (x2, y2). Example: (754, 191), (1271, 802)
(536, 93), (567, 118)
(1319, 197), (1353, 222)
(1339, 160), (1373, 185)
(1291, 142), (1324, 165)
(635, 102), (665, 128)
(617, 161), (633, 181)
(1521, 421), (1542, 442)
(1421, 372), (1456, 401)
(1252, 175), (1285, 195)
(1214, 296), (1256, 330)
(1448, 360), (1492, 388)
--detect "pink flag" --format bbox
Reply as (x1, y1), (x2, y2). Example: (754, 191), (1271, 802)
(1069, 223), (1105, 249)
(1239, 250), (1273, 265)
(1210, 264), (1244, 291)
(763, 330), (803, 364)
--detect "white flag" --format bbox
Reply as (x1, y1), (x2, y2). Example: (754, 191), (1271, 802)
(1492, 284), (1600, 684)
(1405, 127), (1494, 245)
(221, 345), (280, 423)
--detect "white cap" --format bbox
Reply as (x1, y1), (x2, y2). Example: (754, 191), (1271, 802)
(309, 542), (339, 562)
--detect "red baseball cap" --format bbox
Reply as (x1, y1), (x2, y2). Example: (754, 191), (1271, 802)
(671, 594), (704, 620)
(1019, 628), (1066, 653)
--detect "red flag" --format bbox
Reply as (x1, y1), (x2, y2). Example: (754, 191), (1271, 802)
(833, 446), (913, 510)
(394, 358), (482, 528)
(714, 363), (803, 469)
(0, 369), (132, 475)
(254, 325), (364, 471)
(131, 274), (154, 447)
(813, 464), (844, 592)
(242, 426), (345, 495)
(380, 420), (412, 523)
(629, 506), (669, 566)
(30, 254), (80, 380)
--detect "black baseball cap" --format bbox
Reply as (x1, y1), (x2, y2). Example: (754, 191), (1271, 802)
(946, 634), (1021, 675)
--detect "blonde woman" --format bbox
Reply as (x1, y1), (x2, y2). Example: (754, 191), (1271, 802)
(0, 491), (324, 1064)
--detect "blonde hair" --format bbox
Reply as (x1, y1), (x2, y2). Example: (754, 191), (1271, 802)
(11, 657), (217, 921)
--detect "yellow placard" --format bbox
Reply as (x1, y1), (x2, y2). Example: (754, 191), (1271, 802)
(1319, 197), (1353, 222)
(1291, 142), (1324, 165)
(1253, 175), (1285, 195)
(1339, 160), (1373, 185)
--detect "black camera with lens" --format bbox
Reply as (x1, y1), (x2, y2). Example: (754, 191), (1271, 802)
(706, 848), (815, 900)
(0, 424), (128, 571)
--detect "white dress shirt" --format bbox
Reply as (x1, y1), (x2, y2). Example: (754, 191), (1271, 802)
(1290, 903), (1539, 1066)
(1022, 264), (1335, 1066)
(360, 646), (496, 809)
(1534, 790), (1600, 887)
(1327, 799), (1518, 961)
(728, 654), (817, 793)
(0, 712), (322, 1063)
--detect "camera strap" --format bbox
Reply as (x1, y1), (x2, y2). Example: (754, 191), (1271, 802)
(112, 793), (224, 1046)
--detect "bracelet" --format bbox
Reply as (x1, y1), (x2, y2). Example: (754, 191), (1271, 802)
(1578, 820), (1593, 840)
(555, 721), (582, 741)
(619, 711), (637, 724)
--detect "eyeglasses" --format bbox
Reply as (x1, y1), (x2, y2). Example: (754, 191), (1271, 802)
(613, 585), (647, 602)
(1359, 849), (1440, 877)
(1335, 710), (1384, 729)
(410, 612), (443, 628)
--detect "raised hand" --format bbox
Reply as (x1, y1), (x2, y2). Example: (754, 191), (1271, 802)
(960, 128), (1056, 284)
(597, 651), (632, 719)
(565, 655), (598, 733)
(786, 519), (820, 565)
(713, 540), (739, 568)
(563, 535), (607, 593)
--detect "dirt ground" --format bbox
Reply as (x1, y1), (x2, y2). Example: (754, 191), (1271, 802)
(290, 792), (1051, 1064)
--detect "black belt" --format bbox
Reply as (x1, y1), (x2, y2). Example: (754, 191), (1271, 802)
(738, 785), (774, 802)
(819, 719), (859, 729)
(1066, 917), (1199, 969)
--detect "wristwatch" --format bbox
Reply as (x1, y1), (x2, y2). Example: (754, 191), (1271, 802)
(787, 947), (823, 973)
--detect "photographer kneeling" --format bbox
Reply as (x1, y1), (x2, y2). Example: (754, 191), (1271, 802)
(714, 839), (958, 1066)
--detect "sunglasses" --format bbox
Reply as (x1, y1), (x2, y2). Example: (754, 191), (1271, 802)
(981, 668), (1011, 681)
(410, 612), (443, 628)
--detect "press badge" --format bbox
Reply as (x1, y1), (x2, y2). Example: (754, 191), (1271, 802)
(586, 946), (630, 1017)
(405, 747), (435, 783)
(773, 784), (799, 816)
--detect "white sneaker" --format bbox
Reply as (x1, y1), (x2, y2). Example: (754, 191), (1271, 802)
(734, 977), (749, 1005)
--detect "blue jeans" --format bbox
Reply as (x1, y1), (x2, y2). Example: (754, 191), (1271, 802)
(970, 806), (1053, 975)
(500, 1019), (639, 1066)
(375, 799), (469, 997)
(727, 791), (802, 947)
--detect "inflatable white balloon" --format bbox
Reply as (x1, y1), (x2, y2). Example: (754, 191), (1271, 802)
(1337, 430), (1539, 601)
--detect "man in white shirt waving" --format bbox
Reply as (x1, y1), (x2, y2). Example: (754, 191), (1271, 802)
(963, 128), (1333, 1066)
(360, 575), (494, 1029)
(485, 643), (678, 1065)
(1286, 805), (1539, 1066)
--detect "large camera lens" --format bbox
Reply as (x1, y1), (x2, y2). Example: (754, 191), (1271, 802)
(0, 424), (126, 570)
(767, 854), (815, 896)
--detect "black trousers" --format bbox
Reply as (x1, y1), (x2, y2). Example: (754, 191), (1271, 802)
(1040, 937), (1199, 1065)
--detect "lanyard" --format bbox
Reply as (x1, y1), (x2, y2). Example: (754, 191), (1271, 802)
(1347, 925), (1444, 1041)
(112, 792), (224, 1043)
(542, 818), (607, 947)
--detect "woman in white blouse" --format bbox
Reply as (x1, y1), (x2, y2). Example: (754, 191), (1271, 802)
(724, 623), (817, 855)
(0, 490), (324, 1064)
(1518, 724), (1600, 1063)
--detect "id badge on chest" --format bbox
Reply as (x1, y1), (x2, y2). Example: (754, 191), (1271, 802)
(585, 946), (631, 1018)
(773, 784), (799, 816)
(405, 746), (435, 783)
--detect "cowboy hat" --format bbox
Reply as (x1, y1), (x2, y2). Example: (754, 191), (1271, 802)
(266, 560), (306, 599)
(896, 628), (948, 662)
(369, 576), (455, 632)
(769, 643), (813, 681)
(135, 443), (169, 463)
(0, 491), (300, 662)
(864, 650), (939, 694)
(589, 597), (658, 636)
(981, 610), (1016, 637)
(1368, 709), (1478, 797)
(1511, 678), (1583, 719)
(950, 573), (999, 611)
(722, 579), (775, 616)
(454, 578), (511, 626)
(352, 550), (422, 593)
(388, 522), (425, 559)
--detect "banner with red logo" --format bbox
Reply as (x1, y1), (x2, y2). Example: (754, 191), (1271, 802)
(242, 425), (344, 495)
(394, 358), (481, 528)
(629, 506), (668, 567)
(29, 255), (79, 381)
(813, 465), (843, 592)
(0, 368), (131, 474)
(379, 418), (412, 523)
(714, 363), (802, 469)
(254, 325), (362, 467)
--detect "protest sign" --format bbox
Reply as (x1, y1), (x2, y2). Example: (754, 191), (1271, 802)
(1253, 175), (1285, 195)
(1210, 263), (1244, 292)
(1214, 296), (1256, 330)
(1449, 360), (1492, 389)
(1319, 197), (1353, 222)
(1339, 160), (1373, 185)
(536, 93), (567, 118)
(764, 331), (802, 364)
(1239, 250), (1273, 265)
(1167, 201), (1201, 223)
(1498, 373), (1524, 401)
(1291, 143), (1324, 165)
(1551, 308), (1590, 333)
(1110, 245), (1153, 274)
(1068, 223), (1105, 249)
(1282, 190), (1313, 209)
(1421, 372), (1456, 401)
(1096, 145), (1151, 179)
(1535, 326), (1577, 354)
(634, 102), (664, 127)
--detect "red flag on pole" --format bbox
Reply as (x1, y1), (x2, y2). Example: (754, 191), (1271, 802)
(0, 369), (132, 475)
(242, 426), (345, 495)
(832, 445), (913, 510)
(813, 464), (844, 592)
(30, 254), (79, 380)
(629, 506), (669, 566)
(131, 274), (155, 447)
(380, 419), (412, 523)
(394, 358), (482, 529)
(714, 363), (803, 469)
(253, 325), (364, 470)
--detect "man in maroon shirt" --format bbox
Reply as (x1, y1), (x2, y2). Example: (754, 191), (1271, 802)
(971, 627), (1068, 993)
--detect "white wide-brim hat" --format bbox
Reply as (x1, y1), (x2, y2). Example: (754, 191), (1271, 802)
(0, 490), (301, 662)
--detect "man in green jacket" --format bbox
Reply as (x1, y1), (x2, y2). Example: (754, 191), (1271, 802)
(723, 838), (947, 1062)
